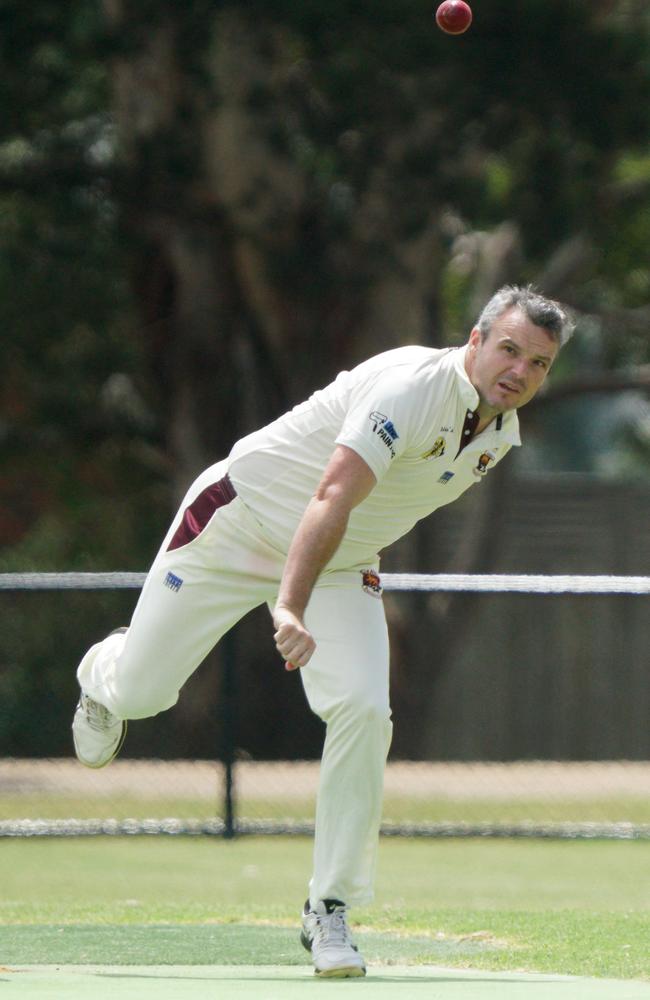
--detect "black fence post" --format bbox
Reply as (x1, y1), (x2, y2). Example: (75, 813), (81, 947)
(219, 628), (237, 839)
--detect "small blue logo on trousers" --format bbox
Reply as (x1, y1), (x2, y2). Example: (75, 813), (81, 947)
(164, 571), (183, 592)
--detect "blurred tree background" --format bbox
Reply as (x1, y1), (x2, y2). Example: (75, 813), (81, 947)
(1, 0), (650, 761)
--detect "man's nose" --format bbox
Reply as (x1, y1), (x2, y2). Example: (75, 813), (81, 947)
(510, 357), (528, 379)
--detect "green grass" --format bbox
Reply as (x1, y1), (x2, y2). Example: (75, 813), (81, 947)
(4, 794), (650, 824)
(380, 796), (650, 825)
(1, 837), (649, 980)
(0, 795), (217, 821)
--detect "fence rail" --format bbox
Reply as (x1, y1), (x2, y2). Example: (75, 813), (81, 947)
(2, 572), (650, 593)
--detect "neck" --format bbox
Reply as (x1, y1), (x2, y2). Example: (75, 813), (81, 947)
(475, 405), (500, 435)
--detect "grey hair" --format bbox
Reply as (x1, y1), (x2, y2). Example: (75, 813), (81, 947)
(477, 285), (574, 347)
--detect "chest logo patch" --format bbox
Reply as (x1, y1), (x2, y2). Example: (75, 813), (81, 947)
(473, 450), (496, 477)
(422, 436), (446, 460)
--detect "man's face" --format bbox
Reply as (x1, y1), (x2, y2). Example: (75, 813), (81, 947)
(465, 306), (559, 415)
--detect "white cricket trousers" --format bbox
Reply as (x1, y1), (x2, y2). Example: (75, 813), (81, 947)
(77, 460), (393, 907)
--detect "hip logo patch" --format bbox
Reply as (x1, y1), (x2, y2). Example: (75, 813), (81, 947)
(361, 569), (383, 598)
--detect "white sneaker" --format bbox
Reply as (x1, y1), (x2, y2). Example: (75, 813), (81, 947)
(300, 899), (366, 978)
(72, 692), (126, 768)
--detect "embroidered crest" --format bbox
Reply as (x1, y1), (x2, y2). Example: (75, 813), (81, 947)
(422, 436), (446, 460)
(473, 451), (495, 477)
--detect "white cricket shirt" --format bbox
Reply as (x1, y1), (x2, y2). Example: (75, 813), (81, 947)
(228, 345), (520, 570)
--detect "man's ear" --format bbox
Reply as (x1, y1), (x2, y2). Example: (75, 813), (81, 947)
(468, 326), (482, 349)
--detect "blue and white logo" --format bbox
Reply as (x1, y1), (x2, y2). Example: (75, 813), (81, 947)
(164, 571), (183, 592)
(369, 411), (399, 458)
(438, 471), (455, 485)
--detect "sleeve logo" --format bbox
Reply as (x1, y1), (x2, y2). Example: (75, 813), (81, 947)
(369, 411), (399, 458)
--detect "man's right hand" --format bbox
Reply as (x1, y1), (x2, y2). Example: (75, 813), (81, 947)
(272, 606), (316, 670)
(271, 447), (376, 671)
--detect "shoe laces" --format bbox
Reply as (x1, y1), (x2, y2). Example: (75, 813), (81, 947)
(81, 695), (116, 733)
(313, 905), (353, 949)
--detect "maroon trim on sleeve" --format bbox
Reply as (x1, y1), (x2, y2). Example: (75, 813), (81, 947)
(166, 475), (238, 551)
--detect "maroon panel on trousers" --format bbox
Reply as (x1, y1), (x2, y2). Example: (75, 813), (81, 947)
(167, 475), (237, 551)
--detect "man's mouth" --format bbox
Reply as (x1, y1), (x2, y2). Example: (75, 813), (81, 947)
(497, 380), (522, 395)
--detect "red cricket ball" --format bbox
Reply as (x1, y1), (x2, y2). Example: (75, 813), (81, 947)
(436, 0), (472, 34)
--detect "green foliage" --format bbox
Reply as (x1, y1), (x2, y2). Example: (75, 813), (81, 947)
(0, 2), (169, 569)
(3, 0), (649, 561)
(239, 0), (650, 238)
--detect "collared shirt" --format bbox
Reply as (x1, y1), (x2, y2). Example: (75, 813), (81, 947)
(228, 345), (520, 570)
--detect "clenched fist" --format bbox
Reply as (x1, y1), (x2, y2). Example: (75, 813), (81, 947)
(273, 606), (316, 670)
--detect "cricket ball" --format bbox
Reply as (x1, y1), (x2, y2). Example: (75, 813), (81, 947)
(436, 0), (472, 34)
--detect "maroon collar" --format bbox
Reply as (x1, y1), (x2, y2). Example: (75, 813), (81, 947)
(456, 409), (480, 456)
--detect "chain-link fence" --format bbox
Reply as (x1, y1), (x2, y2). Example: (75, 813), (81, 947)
(1, 573), (649, 839)
(3, 757), (650, 839)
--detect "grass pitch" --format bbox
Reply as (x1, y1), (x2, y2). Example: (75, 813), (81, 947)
(1, 836), (649, 981)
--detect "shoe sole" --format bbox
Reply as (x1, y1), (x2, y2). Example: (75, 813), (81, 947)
(315, 967), (366, 978)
